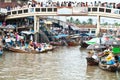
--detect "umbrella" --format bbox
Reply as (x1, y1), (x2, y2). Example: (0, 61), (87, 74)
(80, 33), (89, 37)
(21, 31), (34, 35)
(87, 44), (106, 50)
(85, 37), (106, 45)
(54, 34), (68, 39)
(85, 38), (100, 45)
(5, 25), (15, 29)
(104, 39), (120, 46)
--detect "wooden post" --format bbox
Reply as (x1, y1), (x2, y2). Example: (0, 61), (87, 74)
(96, 15), (100, 37)
(34, 15), (39, 42)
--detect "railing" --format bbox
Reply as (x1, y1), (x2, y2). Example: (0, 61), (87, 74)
(7, 7), (57, 15)
(88, 6), (120, 14)
(0, 8), (7, 14)
(6, 6), (120, 17)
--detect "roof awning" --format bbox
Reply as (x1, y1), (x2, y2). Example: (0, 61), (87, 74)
(45, 21), (52, 24)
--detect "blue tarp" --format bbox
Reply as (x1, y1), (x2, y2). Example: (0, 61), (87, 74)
(80, 33), (89, 36)
(54, 34), (68, 39)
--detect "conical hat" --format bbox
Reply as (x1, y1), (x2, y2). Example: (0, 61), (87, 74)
(106, 55), (113, 61)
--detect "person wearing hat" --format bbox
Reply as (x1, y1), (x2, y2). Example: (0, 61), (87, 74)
(106, 53), (115, 65)
(87, 50), (94, 58)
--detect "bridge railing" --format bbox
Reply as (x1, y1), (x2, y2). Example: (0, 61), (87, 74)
(88, 6), (120, 14)
(0, 8), (7, 14)
(6, 6), (120, 16)
(7, 7), (57, 15)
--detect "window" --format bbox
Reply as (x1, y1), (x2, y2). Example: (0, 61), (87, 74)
(88, 8), (91, 12)
(92, 8), (97, 12)
(99, 8), (104, 12)
(48, 8), (52, 12)
(41, 8), (46, 12)
(5, 0), (11, 2)
(106, 9), (111, 13)
(91, 31), (95, 33)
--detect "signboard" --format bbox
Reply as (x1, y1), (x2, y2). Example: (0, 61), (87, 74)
(0, 8), (7, 14)
(73, 7), (88, 14)
(57, 7), (72, 15)
(112, 9), (119, 14)
(112, 47), (120, 54)
(29, 8), (34, 12)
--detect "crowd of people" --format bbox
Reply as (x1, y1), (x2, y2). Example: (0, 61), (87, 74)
(6, 1), (119, 11)
(0, 31), (53, 52)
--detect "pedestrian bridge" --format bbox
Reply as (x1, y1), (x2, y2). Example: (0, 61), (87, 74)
(5, 6), (120, 36)
(6, 6), (120, 19)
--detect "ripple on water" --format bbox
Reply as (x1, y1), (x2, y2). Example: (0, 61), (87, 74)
(0, 46), (119, 80)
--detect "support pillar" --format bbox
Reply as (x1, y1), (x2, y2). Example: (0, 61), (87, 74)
(34, 15), (39, 42)
(95, 15), (100, 37)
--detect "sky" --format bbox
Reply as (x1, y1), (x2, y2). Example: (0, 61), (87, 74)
(36, 0), (120, 24)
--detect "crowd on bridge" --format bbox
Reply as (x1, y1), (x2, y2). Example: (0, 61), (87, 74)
(6, 1), (120, 11)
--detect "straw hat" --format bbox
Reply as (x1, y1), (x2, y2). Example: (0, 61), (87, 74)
(88, 50), (94, 54)
(106, 54), (113, 61)
(104, 50), (110, 55)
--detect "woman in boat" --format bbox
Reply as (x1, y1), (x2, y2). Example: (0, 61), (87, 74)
(114, 55), (119, 67)
(28, 40), (34, 50)
(0, 46), (3, 55)
(86, 50), (99, 66)
(87, 50), (94, 58)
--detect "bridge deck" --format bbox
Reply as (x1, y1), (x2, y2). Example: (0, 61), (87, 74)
(5, 6), (120, 19)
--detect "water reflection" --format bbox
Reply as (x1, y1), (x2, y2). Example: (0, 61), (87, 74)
(0, 46), (119, 80)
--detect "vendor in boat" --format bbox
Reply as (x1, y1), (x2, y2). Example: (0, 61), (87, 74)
(105, 53), (119, 67)
(87, 50), (94, 58)
(28, 40), (34, 50)
(87, 50), (99, 61)
(5, 35), (12, 47)
(99, 47), (112, 57)
(0, 46), (2, 50)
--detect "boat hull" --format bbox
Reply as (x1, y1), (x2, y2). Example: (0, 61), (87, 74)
(9, 47), (38, 53)
(99, 62), (120, 72)
(67, 42), (79, 46)
(86, 57), (99, 66)
(80, 42), (89, 48)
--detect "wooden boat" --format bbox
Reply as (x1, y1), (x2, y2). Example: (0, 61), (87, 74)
(67, 36), (80, 46)
(99, 61), (120, 72)
(50, 42), (63, 46)
(9, 47), (38, 53)
(86, 57), (99, 66)
(80, 42), (89, 48)
(67, 41), (79, 46)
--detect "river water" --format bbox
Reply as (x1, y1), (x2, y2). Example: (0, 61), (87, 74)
(0, 46), (119, 80)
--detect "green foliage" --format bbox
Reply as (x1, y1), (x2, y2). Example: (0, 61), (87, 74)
(69, 17), (74, 23)
(114, 22), (119, 26)
(74, 19), (81, 25)
(82, 21), (87, 25)
(87, 18), (93, 25)
(67, 17), (94, 25)
(66, 19), (70, 22)
(103, 22), (108, 25)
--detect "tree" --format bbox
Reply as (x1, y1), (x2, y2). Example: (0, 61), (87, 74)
(82, 21), (87, 25)
(74, 19), (81, 25)
(103, 22), (108, 26)
(66, 19), (70, 22)
(69, 17), (74, 23)
(87, 18), (93, 25)
(114, 22), (119, 26)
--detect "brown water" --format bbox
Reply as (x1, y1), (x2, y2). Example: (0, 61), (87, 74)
(0, 46), (119, 80)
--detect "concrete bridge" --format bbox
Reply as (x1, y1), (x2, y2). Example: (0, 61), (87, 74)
(5, 6), (120, 36)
